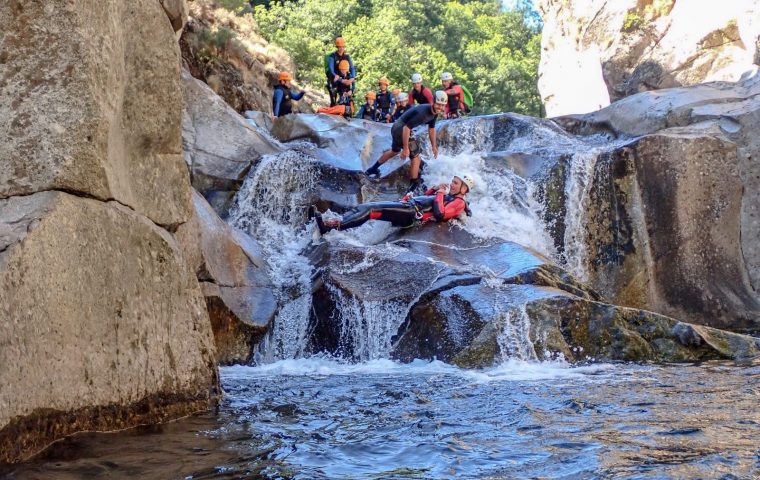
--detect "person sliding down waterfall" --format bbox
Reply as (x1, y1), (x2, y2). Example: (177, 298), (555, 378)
(314, 175), (474, 234)
(364, 91), (447, 194)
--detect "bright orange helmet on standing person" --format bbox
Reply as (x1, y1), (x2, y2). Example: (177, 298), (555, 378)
(335, 37), (346, 47)
(279, 71), (292, 82)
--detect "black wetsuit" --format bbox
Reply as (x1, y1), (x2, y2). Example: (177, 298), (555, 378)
(335, 192), (466, 230)
(390, 104), (438, 152)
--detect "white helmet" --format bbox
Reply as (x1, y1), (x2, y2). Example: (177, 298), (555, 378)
(398, 92), (409, 102)
(434, 90), (447, 105)
(411, 73), (423, 83)
(441, 72), (453, 81)
(458, 174), (475, 192)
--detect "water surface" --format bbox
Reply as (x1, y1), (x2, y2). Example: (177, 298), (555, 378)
(4, 358), (759, 479)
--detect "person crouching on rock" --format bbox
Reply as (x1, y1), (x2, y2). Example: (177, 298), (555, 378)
(314, 175), (474, 234)
(364, 91), (447, 193)
(272, 71), (305, 120)
(317, 60), (355, 118)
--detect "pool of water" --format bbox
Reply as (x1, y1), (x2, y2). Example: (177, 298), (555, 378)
(3, 358), (759, 479)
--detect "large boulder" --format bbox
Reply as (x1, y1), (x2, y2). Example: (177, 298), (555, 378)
(182, 70), (282, 216)
(394, 282), (760, 368)
(538, 0), (760, 116)
(0, 0), (191, 228)
(434, 79), (760, 334)
(300, 224), (760, 366)
(0, 192), (218, 463)
(552, 75), (760, 333)
(175, 190), (277, 364)
(271, 113), (394, 173)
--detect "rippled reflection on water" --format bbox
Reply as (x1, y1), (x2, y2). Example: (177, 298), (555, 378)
(3, 359), (759, 479)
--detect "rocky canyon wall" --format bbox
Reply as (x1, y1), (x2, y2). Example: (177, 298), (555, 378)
(0, 0), (219, 462)
(538, 0), (760, 116)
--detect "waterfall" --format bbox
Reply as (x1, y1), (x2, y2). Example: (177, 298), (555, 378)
(561, 148), (602, 282)
(496, 304), (538, 362)
(226, 114), (628, 366)
(228, 150), (318, 363)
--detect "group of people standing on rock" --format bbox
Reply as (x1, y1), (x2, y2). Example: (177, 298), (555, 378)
(272, 37), (470, 122)
(270, 37), (476, 234)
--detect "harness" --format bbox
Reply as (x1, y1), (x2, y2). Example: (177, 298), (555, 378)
(361, 103), (377, 120)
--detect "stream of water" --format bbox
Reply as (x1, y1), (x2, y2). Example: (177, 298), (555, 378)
(4, 116), (758, 479)
(4, 359), (758, 479)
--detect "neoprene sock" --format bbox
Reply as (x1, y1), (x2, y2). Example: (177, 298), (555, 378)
(365, 162), (381, 176)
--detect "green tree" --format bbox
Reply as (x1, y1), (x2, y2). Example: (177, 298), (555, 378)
(251, 0), (542, 115)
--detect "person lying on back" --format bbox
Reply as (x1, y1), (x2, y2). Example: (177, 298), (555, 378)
(314, 174), (474, 233)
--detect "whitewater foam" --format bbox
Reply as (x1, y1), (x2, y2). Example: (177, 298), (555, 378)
(222, 356), (616, 384)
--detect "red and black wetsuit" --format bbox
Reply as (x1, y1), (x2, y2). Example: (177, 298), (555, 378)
(409, 85), (434, 105)
(444, 83), (465, 118)
(334, 189), (467, 230)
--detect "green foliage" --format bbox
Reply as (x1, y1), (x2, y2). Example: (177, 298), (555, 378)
(249, 0), (542, 115)
(196, 26), (244, 61)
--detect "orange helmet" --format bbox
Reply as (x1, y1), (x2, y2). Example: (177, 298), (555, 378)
(338, 60), (350, 73)
(278, 71), (292, 82)
(365, 91), (377, 100)
(335, 37), (346, 47)
(378, 77), (389, 86)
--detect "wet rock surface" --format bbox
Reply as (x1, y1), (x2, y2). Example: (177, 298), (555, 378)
(432, 76), (760, 334)
(0, 192), (218, 462)
(302, 223), (759, 368)
(182, 70), (282, 216)
(175, 191), (277, 365)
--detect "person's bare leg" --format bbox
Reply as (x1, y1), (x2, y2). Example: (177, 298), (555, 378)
(409, 155), (421, 180)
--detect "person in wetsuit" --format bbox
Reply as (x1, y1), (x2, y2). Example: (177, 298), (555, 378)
(272, 71), (305, 119)
(314, 175), (474, 234)
(409, 72), (434, 106)
(317, 60), (354, 118)
(356, 91), (378, 120)
(326, 37), (355, 106)
(440, 72), (465, 119)
(393, 92), (410, 121)
(364, 91), (447, 193)
(375, 77), (395, 123)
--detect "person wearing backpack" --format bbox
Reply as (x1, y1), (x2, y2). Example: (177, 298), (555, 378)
(325, 37), (355, 106)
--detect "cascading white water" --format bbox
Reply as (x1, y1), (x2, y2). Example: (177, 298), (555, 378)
(227, 115), (625, 365)
(496, 304), (538, 362)
(561, 149), (602, 282)
(228, 150), (318, 363)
